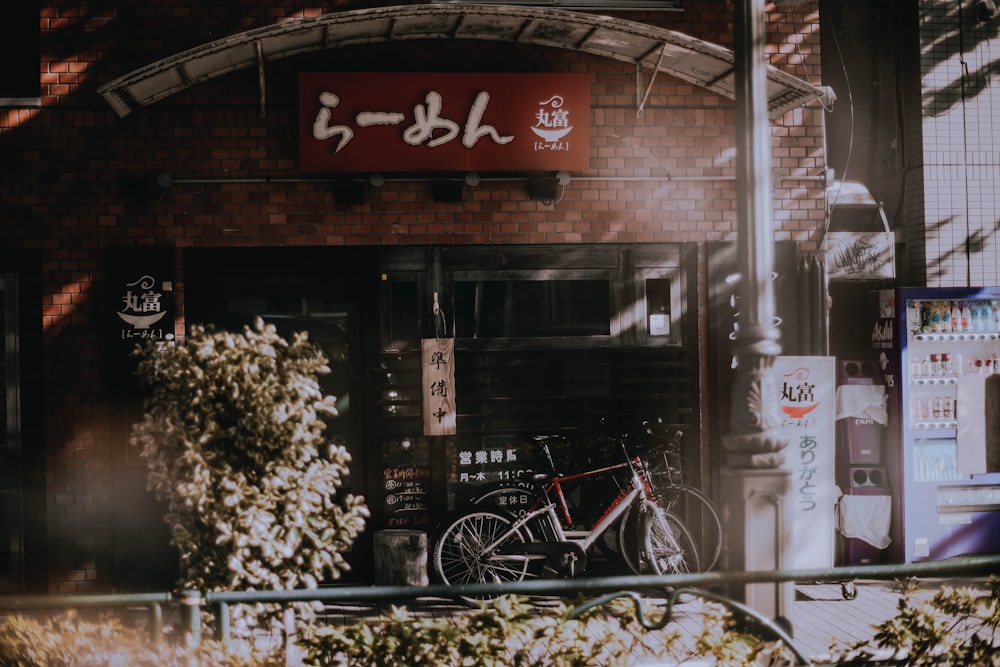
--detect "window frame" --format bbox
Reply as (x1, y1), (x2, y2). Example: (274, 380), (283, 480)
(377, 244), (687, 352)
(450, 268), (616, 346)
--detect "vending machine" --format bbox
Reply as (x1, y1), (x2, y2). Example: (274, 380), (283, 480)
(872, 287), (1000, 563)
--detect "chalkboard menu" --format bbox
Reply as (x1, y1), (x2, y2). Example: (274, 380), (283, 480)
(381, 437), (431, 528)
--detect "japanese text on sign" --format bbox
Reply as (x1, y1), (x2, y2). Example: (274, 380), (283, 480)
(314, 90), (514, 153)
(117, 274), (173, 342)
(796, 434), (819, 511)
(422, 338), (456, 436)
(775, 356), (836, 569)
(383, 465), (431, 528)
(457, 448), (520, 483)
(298, 73), (590, 172)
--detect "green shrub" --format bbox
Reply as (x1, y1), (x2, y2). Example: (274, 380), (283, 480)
(835, 576), (1000, 666)
(298, 594), (795, 667)
(0, 611), (282, 667)
(299, 596), (644, 667)
(129, 319), (368, 635)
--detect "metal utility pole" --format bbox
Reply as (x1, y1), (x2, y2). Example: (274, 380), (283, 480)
(721, 0), (793, 621)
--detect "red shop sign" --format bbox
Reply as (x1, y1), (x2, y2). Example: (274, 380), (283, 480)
(298, 73), (590, 173)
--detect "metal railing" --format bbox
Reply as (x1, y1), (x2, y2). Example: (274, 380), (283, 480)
(1, 555), (997, 666)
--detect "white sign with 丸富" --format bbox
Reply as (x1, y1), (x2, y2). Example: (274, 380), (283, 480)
(775, 356), (836, 569)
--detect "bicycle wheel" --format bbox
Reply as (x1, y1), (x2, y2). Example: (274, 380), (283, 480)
(432, 509), (535, 601)
(647, 457), (722, 571)
(655, 484), (722, 571)
(616, 504), (643, 575)
(641, 501), (700, 576)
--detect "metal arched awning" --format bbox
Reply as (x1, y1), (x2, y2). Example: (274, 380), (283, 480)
(97, 4), (824, 119)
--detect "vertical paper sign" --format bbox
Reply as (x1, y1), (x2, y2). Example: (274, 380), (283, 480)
(775, 356), (836, 569)
(422, 338), (456, 436)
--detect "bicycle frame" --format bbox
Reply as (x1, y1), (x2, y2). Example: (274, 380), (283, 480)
(508, 439), (657, 529)
(482, 463), (648, 557)
(544, 460), (631, 527)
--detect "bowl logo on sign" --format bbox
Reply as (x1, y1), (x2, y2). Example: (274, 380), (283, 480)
(530, 95), (573, 143)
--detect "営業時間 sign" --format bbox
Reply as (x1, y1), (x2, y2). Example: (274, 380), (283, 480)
(298, 73), (590, 173)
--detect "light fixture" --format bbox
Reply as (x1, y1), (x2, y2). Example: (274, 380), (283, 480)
(527, 177), (558, 203)
(464, 172), (481, 187)
(528, 172), (570, 204)
(369, 173), (385, 188)
(120, 172), (172, 206)
(826, 180), (876, 208)
(332, 181), (365, 207)
(431, 180), (464, 203)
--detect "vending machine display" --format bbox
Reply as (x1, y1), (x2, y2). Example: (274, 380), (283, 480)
(873, 288), (1000, 562)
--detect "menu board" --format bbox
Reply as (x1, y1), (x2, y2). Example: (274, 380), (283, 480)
(381, 437), (431, 528)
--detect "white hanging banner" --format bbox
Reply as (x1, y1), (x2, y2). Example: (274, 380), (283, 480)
(422, 337), (457, 436)
(826, 231), (894, 281)
(775, 356), (837, 569)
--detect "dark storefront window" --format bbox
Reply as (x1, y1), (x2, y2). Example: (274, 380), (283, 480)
(183, 251), (373, 505)
(0, 5), (40, 107)
(453, 276), (611, 338)
(381, 273), (421, 352)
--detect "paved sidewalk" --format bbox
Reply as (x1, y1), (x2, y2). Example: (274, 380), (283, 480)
(788, 576), (996, 662)
(790, 578), (911, 659)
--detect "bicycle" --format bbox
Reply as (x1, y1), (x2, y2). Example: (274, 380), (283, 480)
(644, 430), (723, 572)
(432, 436), (698, 602)
(468, 430), (722, 574)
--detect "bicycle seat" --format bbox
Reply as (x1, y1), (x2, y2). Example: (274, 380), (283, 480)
(525, 472), (554, 486)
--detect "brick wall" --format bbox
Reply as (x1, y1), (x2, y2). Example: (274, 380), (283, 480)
(0, 1), (825, 592)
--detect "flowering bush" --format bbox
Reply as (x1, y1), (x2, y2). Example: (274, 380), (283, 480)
(129, 318), (368, 633)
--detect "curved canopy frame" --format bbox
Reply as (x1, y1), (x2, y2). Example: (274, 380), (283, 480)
(98, 4), (824, 119)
